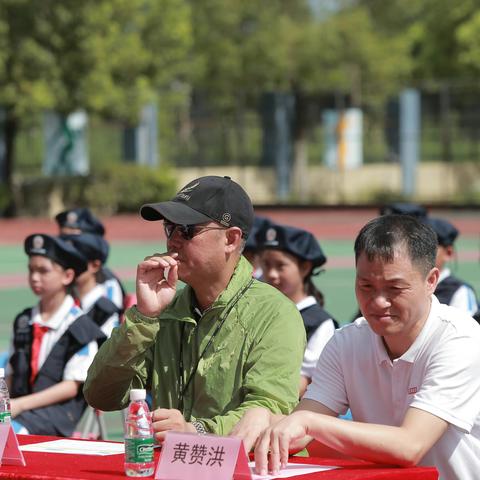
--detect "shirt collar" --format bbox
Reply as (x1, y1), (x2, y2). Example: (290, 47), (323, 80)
(438, 267), (451, 283)
(296, 296), (317, 310)
(81, 284), (106, 312)
(31, 295), (75, 331)
(374, 295), (438, 365)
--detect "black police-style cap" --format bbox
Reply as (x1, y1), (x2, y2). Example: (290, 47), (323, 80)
(62, 233), (110, 264)
(256, 223), (327, 268)
(24, 233), (88, 276)
(140, 176), (255, 238)
(379, 202), (427, 219)
(245, 216), (273, 252)
(424, 217), (459, 247)
(55, 208), (105, 236)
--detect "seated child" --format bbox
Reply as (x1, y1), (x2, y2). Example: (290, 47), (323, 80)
(256, 223), (338, 397)
(425, 216), (479, 316)
(63, 233), (120, 338)
(55, 207), (125, 310)
(6, 234), (104, 436)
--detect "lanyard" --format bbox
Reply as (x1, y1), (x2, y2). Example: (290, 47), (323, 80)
(177, 278), (253, 411)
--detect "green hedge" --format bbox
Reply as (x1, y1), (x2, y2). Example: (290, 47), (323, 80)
(15, 163), (178, 216)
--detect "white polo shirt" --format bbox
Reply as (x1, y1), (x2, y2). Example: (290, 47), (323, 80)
(7, 295), (98, 382)
(305, 295), (480, 480)
(81, 284), (119, 337)
(297, 296), (336, 379)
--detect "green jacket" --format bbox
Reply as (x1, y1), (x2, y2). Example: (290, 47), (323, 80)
(83, 256), (305, 435)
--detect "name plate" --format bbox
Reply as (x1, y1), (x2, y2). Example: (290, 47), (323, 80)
(155, 431), (251, 480)
(0, 423), (26, 466)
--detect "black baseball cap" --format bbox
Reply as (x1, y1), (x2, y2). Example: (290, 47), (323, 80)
(424, 217), (459, 247)
(55, 207), (105, 236)
(256, 223), (327, 269)
(24, 233), (88, 276)
(245, 216), (273, 252)
(379, 202), (427, 219)
(140, 176), (254, 238)
(62, 233), (110, 264)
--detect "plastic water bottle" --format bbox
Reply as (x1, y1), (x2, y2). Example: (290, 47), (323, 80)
(0, 368), (11, 424)
(124, 389), (154, 477)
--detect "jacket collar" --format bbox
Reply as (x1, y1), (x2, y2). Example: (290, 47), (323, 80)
(161, 255), (254, 324)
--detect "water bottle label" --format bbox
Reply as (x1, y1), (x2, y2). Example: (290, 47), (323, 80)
(0, 411), (11, 423)
(125, 438), (154, 463)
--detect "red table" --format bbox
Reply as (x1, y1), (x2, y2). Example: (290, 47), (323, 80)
(0, 435), (438, 479)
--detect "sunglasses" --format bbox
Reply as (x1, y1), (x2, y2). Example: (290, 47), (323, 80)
(163, 221), (227, 240)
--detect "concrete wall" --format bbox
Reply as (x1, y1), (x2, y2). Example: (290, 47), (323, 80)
(177, 162), (480, 205)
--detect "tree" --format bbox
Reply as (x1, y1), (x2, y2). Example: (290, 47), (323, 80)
(0, 0), (191, 214)
(189, 1), (412, 179)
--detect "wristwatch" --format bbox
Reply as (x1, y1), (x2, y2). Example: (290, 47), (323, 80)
(192, 420), (208, 435)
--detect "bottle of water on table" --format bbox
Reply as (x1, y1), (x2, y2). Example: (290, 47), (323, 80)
(0, 368), (11, 424)
(124, 388), (154, 477)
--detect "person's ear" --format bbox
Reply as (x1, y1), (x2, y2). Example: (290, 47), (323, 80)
(62, 267), (76, 286)
(89, 259), (102, 274)
(225, 227), (243, 253)
(444, 245), (455, 260)
(299, 260), (313, 280)
(425, 267), (439, 295)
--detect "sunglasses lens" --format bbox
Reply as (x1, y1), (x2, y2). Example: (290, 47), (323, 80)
(182, 225), (194, 240)
(164, 222), (195, 240)
(164, 222), (174, 238)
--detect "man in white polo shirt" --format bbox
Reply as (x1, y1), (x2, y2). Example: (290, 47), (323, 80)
(251, 214), (480, 480)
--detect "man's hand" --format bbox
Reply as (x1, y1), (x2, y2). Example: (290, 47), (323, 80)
(136, 253), (179, 317)
(151, 408), (196, 442)
(254, 410), (311, 476)
(229, 407), (273, 453)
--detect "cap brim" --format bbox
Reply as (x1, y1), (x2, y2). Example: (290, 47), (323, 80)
(140, 201), (212, 225)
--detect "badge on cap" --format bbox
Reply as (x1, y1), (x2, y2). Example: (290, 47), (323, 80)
(32, 235), (46, 253)
(221, 212), (231, 226)
(177, 181), (200, 201)
(265, 228), (278, 243)
(66, 211), (78, 225)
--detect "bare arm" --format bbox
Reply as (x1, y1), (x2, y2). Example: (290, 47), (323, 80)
(10, 380), (81, 418)
(255, 399), (448, 475)
(298, 375), (310, 399)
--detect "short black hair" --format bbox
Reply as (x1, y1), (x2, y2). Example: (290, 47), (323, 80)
(354, 214), (437, 276)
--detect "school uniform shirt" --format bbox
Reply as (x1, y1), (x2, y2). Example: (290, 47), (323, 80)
(6, 295), (98, 383)
(81, 284), (119, 337)
(297, 296), (336, 380)
(304, 295), (480, 480)
(436, 268), (478, 317)
(101, 267), (124, 310)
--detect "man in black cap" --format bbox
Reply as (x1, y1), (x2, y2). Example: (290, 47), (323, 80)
(84, 176), (305, 450)
(5, 234), (104, 436)
(425, 217), (479, 317)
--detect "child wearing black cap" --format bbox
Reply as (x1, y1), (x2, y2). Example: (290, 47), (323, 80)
(244, 216), (273, 279)
(63, 233), (120, 338)
(5, 234), (104, 436)
(256, 223), (338, 398)
(425, 217), (479, 317)
(55, 207), (125, 311)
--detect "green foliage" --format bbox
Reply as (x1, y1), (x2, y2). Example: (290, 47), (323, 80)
(16, 164), (177, 216)
(85, 163), (178, 213)
(0, 0), (192, 120)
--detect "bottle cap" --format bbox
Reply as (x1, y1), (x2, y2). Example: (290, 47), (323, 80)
(129, 389), (146, 401)
(0, 368), (4, 378)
